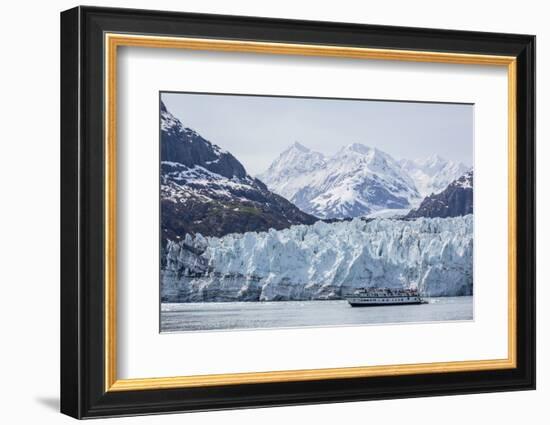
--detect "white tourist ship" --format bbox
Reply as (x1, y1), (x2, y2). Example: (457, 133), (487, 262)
(345, 287), (426, 307)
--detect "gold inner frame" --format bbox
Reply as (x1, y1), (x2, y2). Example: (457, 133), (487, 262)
(104, 33), (517, 392)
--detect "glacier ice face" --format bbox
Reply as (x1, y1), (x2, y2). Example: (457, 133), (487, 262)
(162, 215), (473, 302)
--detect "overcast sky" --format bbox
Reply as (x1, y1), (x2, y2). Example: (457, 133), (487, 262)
(161, 92), (473, 176)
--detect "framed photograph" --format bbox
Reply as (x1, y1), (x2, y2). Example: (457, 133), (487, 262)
(60, 6), (535, 419)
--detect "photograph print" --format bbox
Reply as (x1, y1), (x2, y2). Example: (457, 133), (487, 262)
(160, 92), (474, 333)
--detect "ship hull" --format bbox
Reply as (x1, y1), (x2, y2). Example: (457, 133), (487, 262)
(346, 297), (425, 307)
(348, 300), (425, 307)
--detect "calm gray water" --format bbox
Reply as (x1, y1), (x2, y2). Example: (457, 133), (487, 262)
(160, 296), (473, 332)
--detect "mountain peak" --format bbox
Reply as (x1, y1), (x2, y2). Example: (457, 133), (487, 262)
(399, 154), (470, 198)
(273, 142), (322, 165)
(260, 142), (419, 219)
(338, 142), (373, 155)
(257, 141), (325, 185)
(274, 142), (314, 160)
(426, 153), (444, 163)
(160, 102), (247, 179)
(290, 141), (310, 152)
(421, 154), (468, 171)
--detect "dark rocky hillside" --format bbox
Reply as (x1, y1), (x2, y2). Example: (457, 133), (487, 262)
(160, 101), (317, 243)
(406, 171), (473, 219)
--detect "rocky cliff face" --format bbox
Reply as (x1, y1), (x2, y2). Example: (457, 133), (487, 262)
(162, 215), (473, 302)
(161, 102), (247, 179)
(406, 171), (473, 219)
(160, 101), (317, 242)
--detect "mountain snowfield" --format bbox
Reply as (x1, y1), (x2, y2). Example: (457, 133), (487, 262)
(162, 215), (473, 302)
(257, 142), (420, 219)
(258, 142), (470, 219)
(398, 155), (470, 198)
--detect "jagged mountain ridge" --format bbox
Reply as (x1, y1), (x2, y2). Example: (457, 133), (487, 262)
(406, 170), (473, 219)
(160, 102), (317, 242)
(257, 142), (420, 219)
(398, 155), (470, 198)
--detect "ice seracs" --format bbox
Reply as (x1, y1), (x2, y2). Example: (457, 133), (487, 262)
(162, 215), (473, 302)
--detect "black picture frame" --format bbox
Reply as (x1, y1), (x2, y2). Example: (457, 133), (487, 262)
(61, 5), (535, 419)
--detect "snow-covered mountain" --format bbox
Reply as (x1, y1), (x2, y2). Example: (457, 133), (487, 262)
(398, 155), (470, 198)
(162, 215), (473, 302)
(257, 142), (420, 219)
(406, 170), (473, 219)
(256, 142), (326, 201)
(160, 102), (316, 242)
